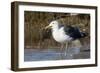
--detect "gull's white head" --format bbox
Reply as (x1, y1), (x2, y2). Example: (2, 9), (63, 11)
(45, 20), (59, 29)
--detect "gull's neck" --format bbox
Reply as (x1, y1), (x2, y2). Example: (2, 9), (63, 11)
(52, 24), (60, 32)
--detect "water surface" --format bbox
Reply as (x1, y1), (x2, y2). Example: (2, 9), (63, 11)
(24, 48), (90, 61)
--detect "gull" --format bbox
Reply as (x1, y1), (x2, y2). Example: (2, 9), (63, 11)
(45, 20), (87, 56)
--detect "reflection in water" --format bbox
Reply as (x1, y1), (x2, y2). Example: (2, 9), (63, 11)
(24, 48), (90, 61)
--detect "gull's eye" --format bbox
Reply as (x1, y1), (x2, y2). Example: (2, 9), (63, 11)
(53, 23), (54, 24)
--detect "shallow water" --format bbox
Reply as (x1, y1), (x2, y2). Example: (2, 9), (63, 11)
(24, 48), (90, 61)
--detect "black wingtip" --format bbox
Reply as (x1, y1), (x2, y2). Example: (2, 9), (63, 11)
(81, 32), (88, 38)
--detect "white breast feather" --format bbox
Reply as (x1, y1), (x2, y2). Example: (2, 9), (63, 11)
(52, 27), (72, 43)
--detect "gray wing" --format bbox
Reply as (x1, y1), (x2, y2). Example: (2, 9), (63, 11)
(64, 25), (87, 40)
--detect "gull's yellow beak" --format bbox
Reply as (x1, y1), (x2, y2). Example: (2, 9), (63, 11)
(45, 25), (52, 29)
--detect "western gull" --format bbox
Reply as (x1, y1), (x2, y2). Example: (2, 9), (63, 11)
(45, 20), (87, 56)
